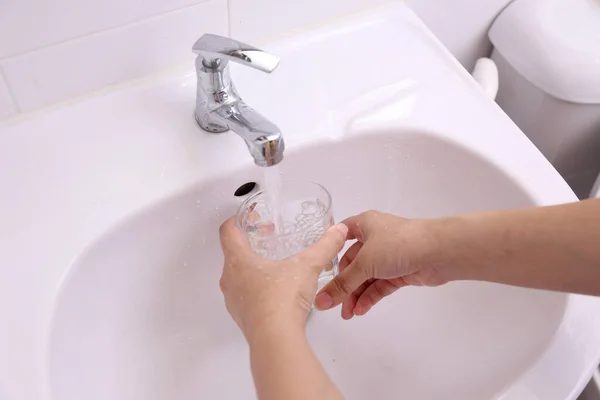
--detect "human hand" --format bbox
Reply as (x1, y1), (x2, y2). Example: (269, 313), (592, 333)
(219, 217), (348, 340)
(314, 210), (452, 319)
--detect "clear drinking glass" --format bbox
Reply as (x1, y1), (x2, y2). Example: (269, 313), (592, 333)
(236, 181), (338, 288)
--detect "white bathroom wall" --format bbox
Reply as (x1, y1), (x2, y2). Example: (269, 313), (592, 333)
(0, 0), (512, 121)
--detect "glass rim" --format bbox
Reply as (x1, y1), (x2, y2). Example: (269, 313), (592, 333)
(236, 180), (333, 236)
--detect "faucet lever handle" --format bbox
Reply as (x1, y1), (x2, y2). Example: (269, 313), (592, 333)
(192, 34), (280, 73)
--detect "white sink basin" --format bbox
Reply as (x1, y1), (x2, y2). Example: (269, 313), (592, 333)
(50, 133), (567, 400)
(1, 4), (600, 400)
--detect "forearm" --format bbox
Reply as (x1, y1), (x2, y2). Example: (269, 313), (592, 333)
(438, 199), (600, 295)
(247, 321), (343, 400)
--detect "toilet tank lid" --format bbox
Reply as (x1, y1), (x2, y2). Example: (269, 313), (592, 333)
(489, 0), (600, 104)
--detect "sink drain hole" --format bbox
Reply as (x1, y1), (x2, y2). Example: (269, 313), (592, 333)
(234, 182), (258, 197)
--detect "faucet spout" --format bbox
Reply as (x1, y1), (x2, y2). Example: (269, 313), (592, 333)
(211, 101), (285, 167)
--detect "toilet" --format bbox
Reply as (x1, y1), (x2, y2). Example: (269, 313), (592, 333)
(488, 0), (600, 198)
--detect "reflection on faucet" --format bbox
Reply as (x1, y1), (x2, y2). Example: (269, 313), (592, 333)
(192, 34), (285, 167)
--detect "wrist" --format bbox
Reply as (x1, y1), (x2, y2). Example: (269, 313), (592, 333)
(245, 315), (306, 348)
(426, 216), (479, 282)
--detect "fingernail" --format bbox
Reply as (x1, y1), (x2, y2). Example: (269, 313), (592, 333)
(315, 292), (334, 310)
(334, 223), (348, 237)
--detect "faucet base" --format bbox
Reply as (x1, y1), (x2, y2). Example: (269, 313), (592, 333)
(194, 112), (228, 134)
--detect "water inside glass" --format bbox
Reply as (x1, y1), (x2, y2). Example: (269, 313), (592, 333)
(237, 181), (338, 287)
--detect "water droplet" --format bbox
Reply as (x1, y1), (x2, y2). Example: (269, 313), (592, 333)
(183, 261), (188, 267)
(174, 216), (180, 220)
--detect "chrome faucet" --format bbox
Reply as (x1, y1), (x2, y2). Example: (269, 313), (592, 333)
(192, 34), (285, 167)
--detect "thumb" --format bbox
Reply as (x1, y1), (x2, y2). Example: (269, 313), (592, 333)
(295, 223), (348, 267)
(219, 216), (254, 258)
(314, 249), (373, 310)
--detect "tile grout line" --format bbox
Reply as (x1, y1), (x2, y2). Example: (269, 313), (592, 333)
(0, 0), (215, 62)
(0, 66), (22, 114)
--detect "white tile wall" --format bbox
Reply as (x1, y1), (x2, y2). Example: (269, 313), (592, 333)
(0, 0), (512, 121)
(0, 0), (209, 58)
